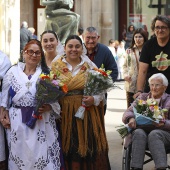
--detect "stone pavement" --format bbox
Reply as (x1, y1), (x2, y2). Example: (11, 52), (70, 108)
(105, 81), (157, 170)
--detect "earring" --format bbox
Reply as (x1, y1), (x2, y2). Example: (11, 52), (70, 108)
(37, 62), (40, 67)
(23, 57), (25, 62)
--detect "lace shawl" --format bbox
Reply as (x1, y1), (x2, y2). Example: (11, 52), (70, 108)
(1, 63), (41, 108)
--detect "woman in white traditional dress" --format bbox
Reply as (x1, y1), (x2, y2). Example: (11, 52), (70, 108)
(0, 50), (11, 170)
(0, 39), (65, 170)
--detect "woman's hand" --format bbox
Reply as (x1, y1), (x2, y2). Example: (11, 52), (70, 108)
(0, 110), (10, 129)
(133, 92), (142, 99)
(128, 118), (136, 129)
(82, 96), (94, 107)
(38, 104), (52, 114)
(153, 120), (165, 127)
(124, 76), (131, 83)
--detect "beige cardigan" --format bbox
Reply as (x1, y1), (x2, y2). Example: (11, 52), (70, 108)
(123, 47), (140, 93)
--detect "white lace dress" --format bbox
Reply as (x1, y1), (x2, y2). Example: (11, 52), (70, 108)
(1, 63), (62, 170)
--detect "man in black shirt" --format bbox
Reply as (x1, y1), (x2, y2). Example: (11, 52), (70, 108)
(135, 15), (170, 97)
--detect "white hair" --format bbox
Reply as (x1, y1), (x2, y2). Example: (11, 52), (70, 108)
(28, 27), (35, 34)
(21, 21), (28, 28)
(148, 73), (168, 86)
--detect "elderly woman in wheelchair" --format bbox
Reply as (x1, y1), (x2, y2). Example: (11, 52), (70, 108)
(122, 73), (170, 170)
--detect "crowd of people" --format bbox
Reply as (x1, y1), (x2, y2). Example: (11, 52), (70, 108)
(1, 23), (118, 170)
(0, 14), (170, 170)
(108, 39), (126, 81)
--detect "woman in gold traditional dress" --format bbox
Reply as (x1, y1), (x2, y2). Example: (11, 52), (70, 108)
(51, 35), (111, 170)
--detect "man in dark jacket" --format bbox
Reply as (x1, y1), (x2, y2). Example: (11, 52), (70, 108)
(20, 21), (33, 52)
(83, 26), (118, 113)
(83, 26), (118, 82)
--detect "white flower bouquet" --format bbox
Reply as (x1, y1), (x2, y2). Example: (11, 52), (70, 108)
(75, 64), (115, 119)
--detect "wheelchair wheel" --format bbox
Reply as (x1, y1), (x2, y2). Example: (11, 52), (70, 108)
(122, 145), (131, 170)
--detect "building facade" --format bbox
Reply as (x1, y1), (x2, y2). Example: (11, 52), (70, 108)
(0, 0), (170, 63)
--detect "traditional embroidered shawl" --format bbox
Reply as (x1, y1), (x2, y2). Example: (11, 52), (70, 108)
(12, 63), (41, 106)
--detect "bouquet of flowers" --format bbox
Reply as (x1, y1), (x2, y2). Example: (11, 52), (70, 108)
(116, 98), (167, 138)
(26, 71), (68, 129)
(75, 64), (115, 119)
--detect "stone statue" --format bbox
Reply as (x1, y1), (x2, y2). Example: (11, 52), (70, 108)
(40, 0), (80, 44)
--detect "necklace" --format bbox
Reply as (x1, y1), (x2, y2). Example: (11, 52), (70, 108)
(136, 46), (142, 56)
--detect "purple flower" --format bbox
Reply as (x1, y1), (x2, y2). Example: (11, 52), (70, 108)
(149, 106), (154, 112)
(52, 80), (59, 88)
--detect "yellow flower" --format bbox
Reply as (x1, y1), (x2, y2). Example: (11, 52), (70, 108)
(39, 73), (46, 78)
(154, 105), (159, 110)
(138, 99), (144, 105)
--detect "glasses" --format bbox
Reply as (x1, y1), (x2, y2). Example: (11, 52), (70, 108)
(149, 84), (164, 88)
(134, 36), (143, 39)
(154, 26), (169, 31)
(25, 50), (41, 56)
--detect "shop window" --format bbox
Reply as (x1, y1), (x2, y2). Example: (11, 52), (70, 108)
(127, 0), (170, 38)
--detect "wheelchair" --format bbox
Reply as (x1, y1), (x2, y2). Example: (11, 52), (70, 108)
(122, 143), (170, 170)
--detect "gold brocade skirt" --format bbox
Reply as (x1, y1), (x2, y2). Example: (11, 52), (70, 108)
(59, 95), (109, 157)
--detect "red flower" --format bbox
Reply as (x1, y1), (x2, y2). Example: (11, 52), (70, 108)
(101, 71), (108, 77)
(61, 84), (68, 93)
(98, 70), (108, 77)
(53, 75), (57, 80)
(41, 75), (50, 80)
(81, 65), (87, 71)
(63, 68), (69, 73)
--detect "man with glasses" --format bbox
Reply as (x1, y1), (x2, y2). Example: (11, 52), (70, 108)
(83, 26), (118, 113)
(135, 15), (170, 98)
